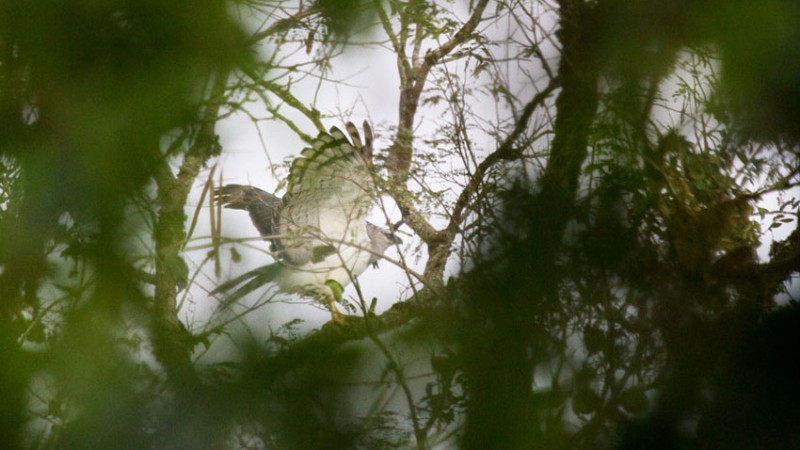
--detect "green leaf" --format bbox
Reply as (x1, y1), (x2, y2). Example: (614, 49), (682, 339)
(584, 326), (606, 355)
(620, 387), (649, 414)
(325, 279), (344, 302)
(573, 389), (601, 415)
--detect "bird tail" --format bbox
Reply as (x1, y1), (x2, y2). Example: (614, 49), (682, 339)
(211, 263), (281, 308)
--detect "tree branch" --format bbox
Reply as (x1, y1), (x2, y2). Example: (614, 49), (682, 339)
(444, 81), (558, 239)
(389, 0), (491, 177)
(249, 6), (320, 44)
(151, 69), (230, 395)
(373, 0), (412, 82)
(422, 0), (490, 67)
(460, 1), (600, 448)
(384, 0), (492, 284)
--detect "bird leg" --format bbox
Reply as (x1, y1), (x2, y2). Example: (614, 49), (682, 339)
(327, 298), (346, 324)
(323, 279), (346, 324)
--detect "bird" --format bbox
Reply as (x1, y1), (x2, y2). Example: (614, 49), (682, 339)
(212, 122), (401, 322)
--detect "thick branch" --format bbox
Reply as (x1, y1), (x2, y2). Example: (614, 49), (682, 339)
(385, 0), (491, 284)
(151, 70), (230, 394)
(460, 1), (600, 448)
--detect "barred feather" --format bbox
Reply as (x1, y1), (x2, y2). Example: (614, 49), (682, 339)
(281, 122), (375, 265)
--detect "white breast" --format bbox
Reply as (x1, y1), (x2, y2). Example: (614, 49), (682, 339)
(277, 218), (373, 295)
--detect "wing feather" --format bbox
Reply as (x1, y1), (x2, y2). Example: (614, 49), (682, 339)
(281, 122), (375, 265)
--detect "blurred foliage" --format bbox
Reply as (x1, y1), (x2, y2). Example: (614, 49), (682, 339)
(0, 1), (247, 449)
(592, 0), (800, 143)
(1, 0), (799, 449)
(453, 1), (800, 449)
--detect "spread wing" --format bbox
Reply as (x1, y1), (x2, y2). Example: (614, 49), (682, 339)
(280, 122), (375, 265)
(215, 184), (284, 251)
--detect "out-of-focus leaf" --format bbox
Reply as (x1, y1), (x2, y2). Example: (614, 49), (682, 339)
(573, 389), (601, 415)
(620, 387), (648, 414)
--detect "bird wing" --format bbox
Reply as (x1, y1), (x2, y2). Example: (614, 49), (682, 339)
(280, 122), (375, 266)
(215, 184), (284, 251)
